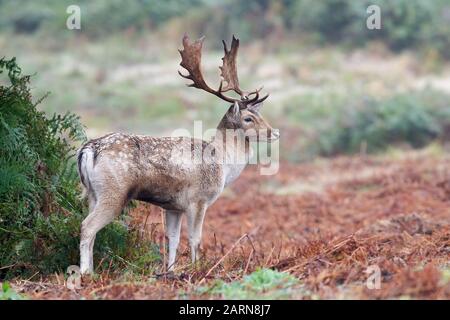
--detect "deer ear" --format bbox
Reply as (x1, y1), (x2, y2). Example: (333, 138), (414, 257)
(248, 102), (262, 113)
(227, 101), (240, 121)
(232, 101), (240, 115)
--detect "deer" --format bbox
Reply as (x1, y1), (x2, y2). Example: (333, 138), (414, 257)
(77, 35), (279, 275)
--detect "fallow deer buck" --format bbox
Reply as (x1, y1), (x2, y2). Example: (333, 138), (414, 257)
(77, 35), (279, 274)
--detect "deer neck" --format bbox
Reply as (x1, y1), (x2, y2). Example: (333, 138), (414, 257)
(213, 116), (252, 187)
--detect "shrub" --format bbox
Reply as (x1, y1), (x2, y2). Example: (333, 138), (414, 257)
(0, 0), (202, 37)
(300, 90), (450, 157)
(286, 0), (360, 43)
(0, 58), (158, 278)
(285, 0), (450, 56)
(2, 0), (450, 58)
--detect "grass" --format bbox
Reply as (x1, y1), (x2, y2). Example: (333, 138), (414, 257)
(197, 268), (302, 299)
(441, 268), (450, 285)
(0, 282), (26, 300)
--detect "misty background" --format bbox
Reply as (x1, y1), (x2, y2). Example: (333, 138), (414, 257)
(2, 0), (450, 162)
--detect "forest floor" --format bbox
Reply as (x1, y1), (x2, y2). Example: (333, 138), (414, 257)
(10, 148), (450, 299)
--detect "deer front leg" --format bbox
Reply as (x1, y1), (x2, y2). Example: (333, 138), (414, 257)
(186, 203), (207, 264)
(165, 210), (182, 272)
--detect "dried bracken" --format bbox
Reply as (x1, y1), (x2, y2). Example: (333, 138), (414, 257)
(12, 150), (450, 299)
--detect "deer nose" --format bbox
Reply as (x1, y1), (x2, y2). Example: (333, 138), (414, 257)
(270, 129), (280, 141)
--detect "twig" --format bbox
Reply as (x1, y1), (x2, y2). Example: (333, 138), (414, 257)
(26, 271), (39, 282)
(244, 234), (260, 265)
(139, 209), (152, 242)
(96, 257), (106, 273)
(243, 248), (254, 276)
(198, 233), (248, 285)
(106, 257), (113, 278)
(0, 263), (17, 270)
(110, 253), (142, 271)
(282, 235), (356, 274)
(264, 246), (276, 266)
(54, 272), (61, 286)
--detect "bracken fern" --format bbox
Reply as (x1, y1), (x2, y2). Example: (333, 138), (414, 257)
(0, 58), (158, 278)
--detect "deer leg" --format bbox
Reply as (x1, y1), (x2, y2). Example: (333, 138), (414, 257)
(165, 210), (182, 272)
(80, 197), (122, 274)
(88, 197), (97, 257)
(186, 204), (207, 264)
(88, 193), (96, 212)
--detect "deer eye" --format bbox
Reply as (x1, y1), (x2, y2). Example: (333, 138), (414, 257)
(244, 117), (253, 123)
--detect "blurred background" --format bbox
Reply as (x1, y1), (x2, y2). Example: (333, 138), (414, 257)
(1, 1), (450, 299)
(2, 0), (450, 162)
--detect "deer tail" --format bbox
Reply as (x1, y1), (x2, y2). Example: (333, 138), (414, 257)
(77, 145), (95, 200)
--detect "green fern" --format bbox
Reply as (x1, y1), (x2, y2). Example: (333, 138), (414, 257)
(0, 57), (158, 278)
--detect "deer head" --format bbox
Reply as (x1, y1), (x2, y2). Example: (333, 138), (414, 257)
(178, 35), (279, 142)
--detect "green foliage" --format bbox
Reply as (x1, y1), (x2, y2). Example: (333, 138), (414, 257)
(284, 89), (450, 160)
(0, 282), (26, 300)
(286, 0), (361, 43)
(0, 57), (84, 277)
(441, 268), (450, 285)
(0, 58), (159, 278)
(0, 0), (202, 37)
(94, 224), (161, 275)
(166, 0), (450, 58)
(286, 0), (450, 58)
(2, 0), (450, 57)
(198, 268), (300, 299)
(369, 0), (435, 51)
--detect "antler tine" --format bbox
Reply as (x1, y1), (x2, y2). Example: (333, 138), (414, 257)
(246, 86), (263, 99)
(241, 86), (269, 106)
(252, 93), (269, 104)
(220, 35), (270, 107)
(220, 35), (243, 96)
(178, 34), (237, 103)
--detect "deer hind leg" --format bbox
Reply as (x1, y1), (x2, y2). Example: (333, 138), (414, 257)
(88, 193), (96, 212)
(86, 194), (97, 271)
(165, 210), (183, 272)
(186, 203), (207, 264)
(80, 196), (123, 274)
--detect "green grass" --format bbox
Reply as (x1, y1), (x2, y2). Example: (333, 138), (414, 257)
(441, 268), (450, 285)
(0, 282), (26, 300)
(197, 268), (303, 299)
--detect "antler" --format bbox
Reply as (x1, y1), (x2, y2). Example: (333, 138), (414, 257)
(178, 34), (269, 107)
(244, 86), (269, 105)
(220, 36), (269, 105)
(178, 35), (237, 103)
(220, 35), (242, 96)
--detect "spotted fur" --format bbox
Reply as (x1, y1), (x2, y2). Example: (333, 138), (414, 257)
(78, 102), (279, 274)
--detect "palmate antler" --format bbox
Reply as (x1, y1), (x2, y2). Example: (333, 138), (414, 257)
(178, 34), (268, 107)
